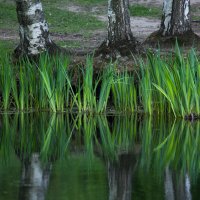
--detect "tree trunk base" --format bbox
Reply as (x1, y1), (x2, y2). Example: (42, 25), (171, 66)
(95, 39), (144, 60)
(13, 41), (66, 61)
(144, 30), (200, 48)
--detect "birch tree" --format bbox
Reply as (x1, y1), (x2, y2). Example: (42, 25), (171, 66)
(97, 0), (141, 58)
(14, 0), (59, 58)
(160, 0), (191, 36)
(146, 0), (200, 45)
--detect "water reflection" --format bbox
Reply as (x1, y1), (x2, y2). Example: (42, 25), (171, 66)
(108, 153), (138, 200)
(164, 168), (192, 200)
(0, 114), (199, 200)
(19, 153), (51, 200)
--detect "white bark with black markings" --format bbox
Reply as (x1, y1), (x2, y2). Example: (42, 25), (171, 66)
(107, 0), (133, 46)
(16, 0), (53, 56)
(160, 0), (191, 36)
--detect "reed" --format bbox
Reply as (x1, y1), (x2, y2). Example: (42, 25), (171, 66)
(112, 70), (137, 112)
(97, 65), (113, 113)
(39, 54), (56, 112)
(0, 54), (12, 110)
(139, 59), (152, 115)
(150, 45), (200, 117)
(82, 56), (96, 112)
(0, 45), (199, 118)
(136, 44), (200, 118)
(53, 55), (69, 111)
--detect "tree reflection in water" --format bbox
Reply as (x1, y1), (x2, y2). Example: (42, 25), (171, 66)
(0, 114), (199, 200)
(164, 167), (192, 200)
(18, 153), (51, 200)
(108, 154), (136, 200)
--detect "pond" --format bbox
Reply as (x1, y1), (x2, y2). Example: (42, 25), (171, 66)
(0, 113), (200, 200)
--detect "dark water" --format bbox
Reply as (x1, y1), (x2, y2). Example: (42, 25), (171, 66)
(0, 113), (200, 200)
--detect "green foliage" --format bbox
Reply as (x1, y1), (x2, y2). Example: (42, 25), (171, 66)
(0, 45), (200, 118)
(39, 55), (56, 112)
(0, 54), (12, 110)
(112, 70), (137, 112)
(135, 45), (200, 118)
(139, 59), (152, 114)
(82, 56), (96, 111)
(97, 66), (113, 113)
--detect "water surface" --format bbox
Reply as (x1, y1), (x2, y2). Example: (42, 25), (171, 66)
(0, 114), (199, 200)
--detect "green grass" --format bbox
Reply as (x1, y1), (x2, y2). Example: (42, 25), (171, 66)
(0, 40), (18, 53)
(71, 0), (106, 6)
(129, 4), (162, 18)
(42, 0), (106, 6)
(0, 0), (105, 40)
(0, 2), (18, 30)
(45, 7), (105, 34)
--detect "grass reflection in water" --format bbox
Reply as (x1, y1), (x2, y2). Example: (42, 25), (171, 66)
(0, 114), (199, 178)
(0, 114), (200, 199)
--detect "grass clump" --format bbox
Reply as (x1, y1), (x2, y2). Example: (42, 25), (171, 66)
(143, 44), (200, 118)
(0, 44), (200, 119)
(112, 70), (137, 112)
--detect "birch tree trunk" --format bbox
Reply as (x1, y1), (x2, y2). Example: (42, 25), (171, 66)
(160, 0), (191, 36)
(107, 0), (133, 46)
(97, 0), (141, 58)
(15, 0), (59, 57)
(146, 0), (200, 47)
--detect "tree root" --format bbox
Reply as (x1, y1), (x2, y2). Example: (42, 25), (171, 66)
(144, 30), (200, 49)
(95, 39), (144, 60)
(12, 41), (65, 61)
